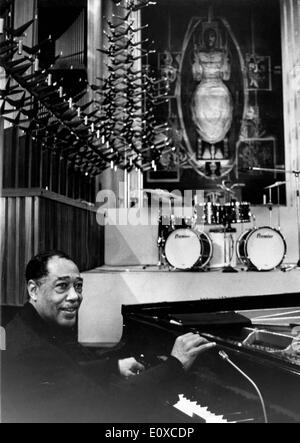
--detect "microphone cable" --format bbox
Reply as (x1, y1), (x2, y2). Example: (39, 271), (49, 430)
(219, 350), (269, 423)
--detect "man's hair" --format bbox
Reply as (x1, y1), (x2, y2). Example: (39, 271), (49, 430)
(25, 251), (74, 284)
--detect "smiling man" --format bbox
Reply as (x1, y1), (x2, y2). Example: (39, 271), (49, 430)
(24, 252), (145, 378)
(1, 251), (215, 423)
(26, 252), (84, 328)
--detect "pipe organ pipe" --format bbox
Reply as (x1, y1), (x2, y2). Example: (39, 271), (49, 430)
(55, 10), (85, 68)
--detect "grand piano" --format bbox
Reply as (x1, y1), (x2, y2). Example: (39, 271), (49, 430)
(120, 293), (300, 423)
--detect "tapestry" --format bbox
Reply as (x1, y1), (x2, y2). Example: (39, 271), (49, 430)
(144, 0), (285, 205)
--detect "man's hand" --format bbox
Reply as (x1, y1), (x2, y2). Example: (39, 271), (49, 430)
(118, 357), (145, 378)
(171, 333), (216, 371)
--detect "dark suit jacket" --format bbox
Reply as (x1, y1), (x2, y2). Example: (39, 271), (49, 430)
(1, 304), (184, 423)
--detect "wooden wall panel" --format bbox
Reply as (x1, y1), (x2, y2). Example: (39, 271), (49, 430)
(3, 127), (96, 203)
(0, 199), (5, 286)
(37, 197), (104, 272)
(0, 196), (37, 305)
(0, 193), (104, 306)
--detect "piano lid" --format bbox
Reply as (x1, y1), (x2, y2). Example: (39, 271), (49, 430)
(122, 292), (300, 318)
(122, 293), (300, 370)
(169, 311), (252, 328)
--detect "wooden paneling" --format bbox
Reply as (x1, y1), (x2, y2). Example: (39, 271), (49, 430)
(2, 128), (96, 203)
(0, 196), (37, 305)
(0, 191), (104, 306)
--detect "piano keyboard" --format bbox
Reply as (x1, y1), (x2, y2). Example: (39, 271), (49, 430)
(173, 394), (229, 423)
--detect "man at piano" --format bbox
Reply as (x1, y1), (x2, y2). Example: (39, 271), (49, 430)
(1, 251), (216, 423)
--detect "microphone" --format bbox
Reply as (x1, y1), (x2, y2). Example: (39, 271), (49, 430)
(219, 351), (268, 423)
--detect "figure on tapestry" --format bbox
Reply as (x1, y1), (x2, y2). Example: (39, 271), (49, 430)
(191, 25), (233, 161)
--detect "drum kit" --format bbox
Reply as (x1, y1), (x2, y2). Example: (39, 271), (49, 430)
(154, 181), (287, 273)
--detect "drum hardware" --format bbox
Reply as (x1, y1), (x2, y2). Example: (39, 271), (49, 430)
(206, 191), (223, 205)
(209, 227), (237, 270)
(250, 213), (257, 230)
(217, 181), (246, 202)
(264, 181), (286, 230)
(157, 210), (164, 268)
(276, 183), (284, 230)
(219, 189), (249, 273)
(281, 264), (297, 272)
(264, 185), (274, 228)
(157, 233), (165, 269)
(275, 181), (285, 232)
(154, 190), (184, 269)
(222, 225), (239, 273)
(204, 200), (241, 272)
(253, 166), (300, 266)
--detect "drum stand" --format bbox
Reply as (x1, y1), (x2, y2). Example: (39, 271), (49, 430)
(267, 187), (274, 227)
(157, 210), (167, 269)
(157, 236), (164, 269)
(222, 224), (238, 273)
(264, 181), (286, 229)
(254, 166), (300, 267)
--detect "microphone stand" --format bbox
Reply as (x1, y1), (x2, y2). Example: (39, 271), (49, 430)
(277, 185), (281, 230)
(268, 187), (273, 228)
(253, 167), (300, 268)
(219, 351), (268, 423)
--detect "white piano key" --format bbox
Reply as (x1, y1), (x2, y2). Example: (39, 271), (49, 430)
(173, 395), (229, 423)
(174, 396), (194, 417)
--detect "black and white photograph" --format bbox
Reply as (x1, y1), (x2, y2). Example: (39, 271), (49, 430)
(1, 0), (300, 426)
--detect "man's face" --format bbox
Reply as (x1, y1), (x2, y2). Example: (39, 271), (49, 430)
(30, 257), (83, 328)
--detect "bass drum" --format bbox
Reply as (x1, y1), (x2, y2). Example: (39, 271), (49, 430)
(164, 229), (213, 270)
(237, 227), (286, 271)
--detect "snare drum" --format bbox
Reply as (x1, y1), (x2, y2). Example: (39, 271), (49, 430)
(237, 227), (286, 271)
(164, 229), (213, 270)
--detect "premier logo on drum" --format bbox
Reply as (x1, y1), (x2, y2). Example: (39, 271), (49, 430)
(175, 234), (192, 239)
(257, 234), (273, 239)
